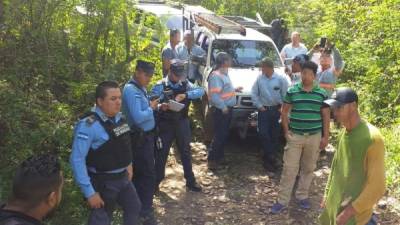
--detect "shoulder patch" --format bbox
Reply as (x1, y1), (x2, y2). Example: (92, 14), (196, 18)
(77, 132), (89, 140)
(85, 114), (97, 126)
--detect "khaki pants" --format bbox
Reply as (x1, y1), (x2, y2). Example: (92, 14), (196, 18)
(278, 132), (321, 205)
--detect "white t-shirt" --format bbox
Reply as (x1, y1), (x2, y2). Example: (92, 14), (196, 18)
(281, 43), (308, 59)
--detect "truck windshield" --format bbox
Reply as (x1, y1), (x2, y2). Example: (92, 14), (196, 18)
(211, 40), (283, 68)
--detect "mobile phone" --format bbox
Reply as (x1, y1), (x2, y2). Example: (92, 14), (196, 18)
(320, 37), (327, 48)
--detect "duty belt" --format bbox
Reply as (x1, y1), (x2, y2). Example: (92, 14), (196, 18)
(262, 104), (281, 110)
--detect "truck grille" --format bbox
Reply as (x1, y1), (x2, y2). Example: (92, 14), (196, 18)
(239, 96), (253, 107)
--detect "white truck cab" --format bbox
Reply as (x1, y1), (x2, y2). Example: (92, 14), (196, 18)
(191, 14), (286, 139)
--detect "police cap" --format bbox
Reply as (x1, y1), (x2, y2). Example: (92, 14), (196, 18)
(170, 59), (185, 77)
(136, 60), (155, 76)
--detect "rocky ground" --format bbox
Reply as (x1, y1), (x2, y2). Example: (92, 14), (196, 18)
(153, 134), (400, 225)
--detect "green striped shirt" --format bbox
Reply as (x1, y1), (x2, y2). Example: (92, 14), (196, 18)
(284, 82), (328, 134)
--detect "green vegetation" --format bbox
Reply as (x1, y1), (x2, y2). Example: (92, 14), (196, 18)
(0, 0), (165, 223)
(196, 0), (400, 199)
(0, 0), (399, 223)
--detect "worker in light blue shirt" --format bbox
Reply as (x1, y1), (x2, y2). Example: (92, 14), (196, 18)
(121, 60), (158, 225)
(176, 30), (206, 83)
(308, 40), (345, 97)
(207, 52), (242, 170)
(251, 57), (289, 172)
(70, 81), (141, 225)
(161, 29), (180, 77)
(151, 60), (204, 193)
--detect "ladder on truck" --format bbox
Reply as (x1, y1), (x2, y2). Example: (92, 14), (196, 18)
(193, 13), (246, 35)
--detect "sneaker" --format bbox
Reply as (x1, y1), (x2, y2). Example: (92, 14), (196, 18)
(207, 160), (218, 170)
(298, 198), (311, 209)
(186, 182), (202, 192)
(271, 202), (286, 214)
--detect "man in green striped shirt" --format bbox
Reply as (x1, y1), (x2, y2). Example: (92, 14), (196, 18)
(271, 61), (330, 214)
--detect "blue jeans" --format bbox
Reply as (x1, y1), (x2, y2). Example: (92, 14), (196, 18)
(155, 117), (196, 186)
(257, 107), (281, 164)
(208, 107), (232, 162)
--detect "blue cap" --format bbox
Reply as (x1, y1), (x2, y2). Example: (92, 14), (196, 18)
(170, 59), (185, 77)
(136, 60), (155, 75)
(293, 54), (310, 67)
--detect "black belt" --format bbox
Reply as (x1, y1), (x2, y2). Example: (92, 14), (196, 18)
(262, 104), (281, 110)
(143, 129), (155, 135)
(88, 170), (126, 181)
(211, 106), (233, 111)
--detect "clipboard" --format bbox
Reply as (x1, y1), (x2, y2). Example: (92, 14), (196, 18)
(168, 100), (185, 112)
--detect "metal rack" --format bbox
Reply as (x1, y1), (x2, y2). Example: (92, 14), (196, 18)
(223, 15), (272, 36)
(194, 13), (246, 35)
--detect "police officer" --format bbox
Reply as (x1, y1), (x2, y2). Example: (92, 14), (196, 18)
(70, 81), (141, 225)
(207, 52), (242, 170)
(151, 59), (205, 192)
(122, 60), (158, 225)
(251, 57), (289, 172)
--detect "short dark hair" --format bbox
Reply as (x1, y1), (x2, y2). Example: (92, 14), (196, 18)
(301, 61), (318, 75)
(11, 154), (62, 207)
(214, 52), (231, 70)
(170, 29), (180, 38)
(95, 81), (119, 101)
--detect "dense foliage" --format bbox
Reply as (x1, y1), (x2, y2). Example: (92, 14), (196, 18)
(0, 0), (399, 223)
(194, 0), (400, 197)
(0, 0), (165, 223)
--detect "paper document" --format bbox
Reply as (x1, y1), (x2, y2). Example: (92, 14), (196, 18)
(168, 100), (185, 112)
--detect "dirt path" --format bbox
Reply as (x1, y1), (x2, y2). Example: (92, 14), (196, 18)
(153, 135), (399, 225)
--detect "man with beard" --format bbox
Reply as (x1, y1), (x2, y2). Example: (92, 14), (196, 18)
(0, 154), (64, 225)
(320, 88), (385, 225)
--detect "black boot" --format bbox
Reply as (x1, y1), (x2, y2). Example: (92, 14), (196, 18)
(186, 181), (202, 192)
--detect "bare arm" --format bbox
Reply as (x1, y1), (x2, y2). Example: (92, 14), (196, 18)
(281, 103), (292, 139)
(320, 106), (330, 149)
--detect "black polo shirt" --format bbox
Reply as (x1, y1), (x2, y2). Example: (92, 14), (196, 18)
(0, 204), (42, 225)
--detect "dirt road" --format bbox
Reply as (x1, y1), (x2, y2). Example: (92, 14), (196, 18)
(153, 134), (399, 225)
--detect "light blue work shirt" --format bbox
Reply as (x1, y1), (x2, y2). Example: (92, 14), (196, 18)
(150, 77), (205, 101)
(162, 42), (178, 76)
(251, 72), (289, 109)
(176, 43), (206, 81)
(70, 107), (127, 198)
(281, 43), (308, 59)
(316, 47), (345, 97)
(208, 71), (237, 110)
(122, 79), (155, 132)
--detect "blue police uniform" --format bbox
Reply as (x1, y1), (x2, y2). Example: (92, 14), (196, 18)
(151, 77), (205, 190)
(122, 78), (156, 219)
(70, 107), (141, 225)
